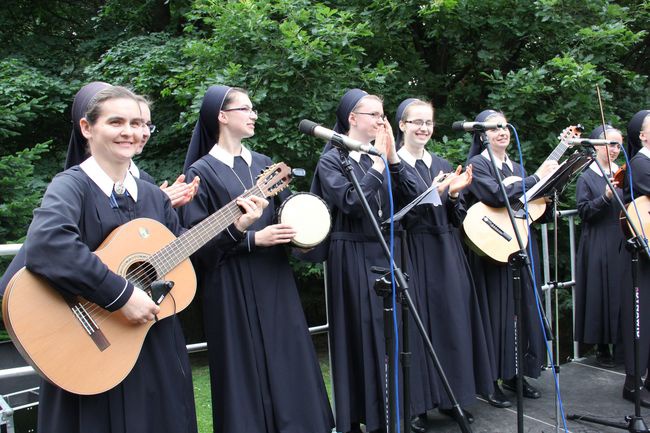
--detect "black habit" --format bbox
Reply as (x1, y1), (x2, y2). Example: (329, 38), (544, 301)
(178, 149), (334, 433)
(24, 165), (197, 433)
(396, 150), (493, 413)
(314, 148), (404, 433)
(575, 164), (630, 345)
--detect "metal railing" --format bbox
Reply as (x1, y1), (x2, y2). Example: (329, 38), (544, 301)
(0, 244), (331, 380)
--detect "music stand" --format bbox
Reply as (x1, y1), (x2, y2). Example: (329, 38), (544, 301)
(522, 151), (593, 203)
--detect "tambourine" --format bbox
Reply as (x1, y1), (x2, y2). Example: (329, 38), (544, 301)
(277, 192), (332, 248)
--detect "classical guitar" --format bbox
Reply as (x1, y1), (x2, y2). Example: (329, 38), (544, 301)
(463, 126), (582, 263)
(2, 163), (292, 395)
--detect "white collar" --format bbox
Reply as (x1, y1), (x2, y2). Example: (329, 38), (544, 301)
(128, 160), (141, 179)
(80, 156), (138, 202)
(639, 147), (650, 160)
(209, 144), (253, 168)
(397, 146), (432, 168)
(348, 150), (362, 163)
(588, 160), (619, 177)
(481, 148), (513, 172)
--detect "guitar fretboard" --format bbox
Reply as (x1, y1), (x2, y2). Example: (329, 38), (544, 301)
(149, 186), (262, 275)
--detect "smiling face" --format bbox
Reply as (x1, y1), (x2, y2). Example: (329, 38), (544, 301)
(80, 97), (143, 166)
(218, 90), (257, 141)
(348, 96), (385, 142)
(484, 114), (510, 155)
(400, 103), (434, 151)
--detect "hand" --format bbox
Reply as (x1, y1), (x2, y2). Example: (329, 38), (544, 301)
(119, 288), (160, 325)
(605, 178), (619, 199)
(254, 224), (297, 247)
(447, 164), (473, 196)
(370, 123), (396, 171)
(160, 174), (200, 208)
(234, 195), (268, 231)
(535, 160), (559, 179)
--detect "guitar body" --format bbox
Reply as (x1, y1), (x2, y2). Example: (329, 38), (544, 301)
(463, 176), (546, 263)
(625, 196), (650, 240)
(2, 218), (196, 395)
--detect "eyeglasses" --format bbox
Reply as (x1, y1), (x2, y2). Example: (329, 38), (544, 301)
(405, 120), (435, 128)
(607, 143), (621, 149)
(222, 106), (258, 116)
(354, 111), (386, 121)
(146, 123), (156, 134)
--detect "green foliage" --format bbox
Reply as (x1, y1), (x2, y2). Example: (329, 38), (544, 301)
(1, 0), (649, 314)
(0, 58), (72, 157)
(0, 143), (50, 245)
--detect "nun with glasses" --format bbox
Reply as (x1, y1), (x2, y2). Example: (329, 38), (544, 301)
(178, 85), (334, 433)
(463, 109), (557, 408)
(620, 110), (650, 406)
(392, 98), (492, 429)
(574, 125), (629, 369)
(310, 88), (405, 433)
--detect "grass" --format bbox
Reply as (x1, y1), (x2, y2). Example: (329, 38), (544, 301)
(191, 342), (332, 433)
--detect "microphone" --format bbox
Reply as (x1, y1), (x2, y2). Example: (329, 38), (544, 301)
(452, 120), (507, 132)
(567, 138), (621, 146)
(298, 119), (383, 156)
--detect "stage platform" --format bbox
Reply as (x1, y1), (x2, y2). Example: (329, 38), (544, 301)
(416, 356), (649, 433)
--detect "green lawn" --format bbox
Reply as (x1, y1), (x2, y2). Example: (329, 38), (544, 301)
(191, 351), (332, 433)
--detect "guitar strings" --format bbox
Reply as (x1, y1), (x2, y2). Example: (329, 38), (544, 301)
(78, 177), (281, 324)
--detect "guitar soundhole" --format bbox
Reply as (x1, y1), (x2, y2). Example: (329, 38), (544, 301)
(125, 261), (158, 294)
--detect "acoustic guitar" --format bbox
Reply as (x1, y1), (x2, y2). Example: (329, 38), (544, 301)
(2, 163), (292, 395)
(463, 126), (582, 263)
(624, 195), (650, 240)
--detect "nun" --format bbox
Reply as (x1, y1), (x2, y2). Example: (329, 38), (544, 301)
(620, 110), (650, 406)
(574, 125), (629, 368)
(310, 88), (404, 433)
(0, 83), (199, 296)
(21, 86), (264, 433)
(177, 85), (334, 433)
(392, 98), (492, 429)
(463, 109), (557, 407)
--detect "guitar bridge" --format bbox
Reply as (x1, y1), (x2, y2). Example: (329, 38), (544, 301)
(66, 298), (110, 351)
(482, 216), (513, 242)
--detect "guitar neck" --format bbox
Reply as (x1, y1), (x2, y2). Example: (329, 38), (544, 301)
(149, 186), (263, 275)
(544, 141), (569, 163)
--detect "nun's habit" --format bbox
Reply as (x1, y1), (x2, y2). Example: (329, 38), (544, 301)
(25, 111), (197, 433)
(621, 110), (650, 378)
(393, 99), (493, 415)
(574, 125), (630, 347)
(1, 82), (155, 296)
(463, 109), (546, 382)
(310, 89), (407, 432)
(177, 85), (333, 433)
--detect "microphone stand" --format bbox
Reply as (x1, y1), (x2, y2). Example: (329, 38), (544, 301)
(478, 129), (553, 433)
(567, 146), (650, 433)
(332, 141), (472, 433)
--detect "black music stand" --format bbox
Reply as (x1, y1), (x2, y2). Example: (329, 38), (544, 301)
(567, 146), (650, 433)
(331, 140), (472, 433)
(522, 151), (593, 203)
